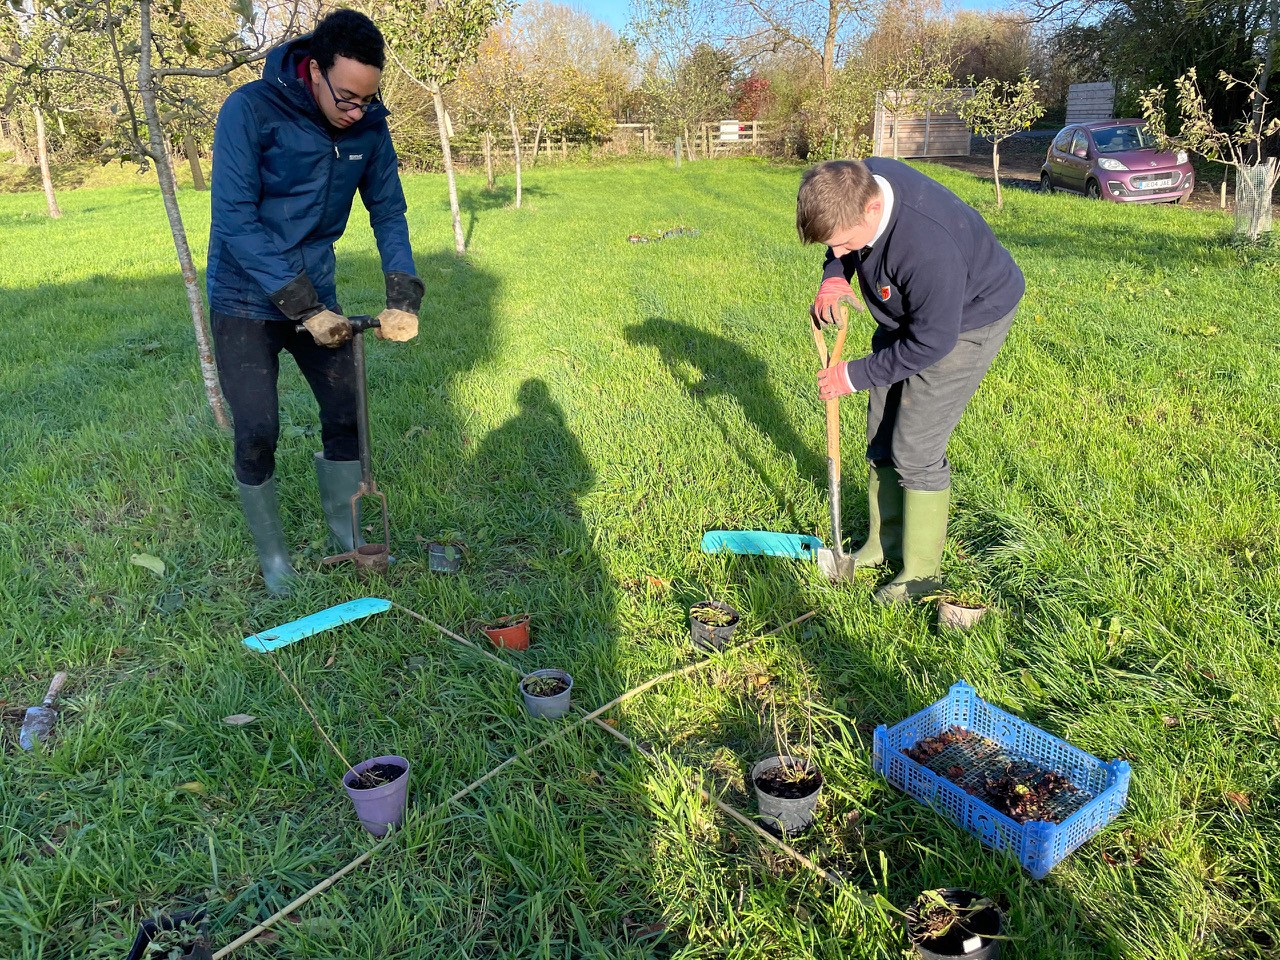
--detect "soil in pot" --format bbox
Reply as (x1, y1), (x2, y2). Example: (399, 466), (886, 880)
(522, 675), (569, 698)
(342, 754), (411, 837)
(938, 599), (988, 631)
(907, 888), (1003, 959)
(348, 761), (407, 791)
(754, 762), (824, 799)
(903, 726), (1085, 823)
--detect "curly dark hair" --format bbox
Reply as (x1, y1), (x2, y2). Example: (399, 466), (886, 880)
(310, 9), (385, 71)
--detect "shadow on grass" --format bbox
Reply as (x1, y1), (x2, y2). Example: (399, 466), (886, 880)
(459, 182), (553, 248)
(625, 316), (825, 533)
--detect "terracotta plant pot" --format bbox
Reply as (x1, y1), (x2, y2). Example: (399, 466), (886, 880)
(482, 614), (531, 651)
(937, 600), (989, 632)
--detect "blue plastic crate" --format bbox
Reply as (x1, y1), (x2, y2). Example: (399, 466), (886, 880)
(873, 680), (1131, 879)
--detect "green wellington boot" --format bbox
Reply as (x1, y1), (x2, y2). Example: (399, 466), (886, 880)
(873, 487), (950, 605)
(850, 465), (904, 567)
(237, 476), (298, 596)
(314, 454), (363, 553)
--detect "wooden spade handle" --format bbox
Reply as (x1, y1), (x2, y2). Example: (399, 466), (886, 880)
(42, 672), (68, 707)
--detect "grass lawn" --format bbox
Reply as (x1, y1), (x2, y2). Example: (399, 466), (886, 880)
(1, 156), (1277, 959)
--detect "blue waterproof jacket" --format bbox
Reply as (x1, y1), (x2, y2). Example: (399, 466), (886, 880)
(207, 34), (416, 320)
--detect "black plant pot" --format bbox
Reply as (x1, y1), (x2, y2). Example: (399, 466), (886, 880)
(125, 906), (211, 960)
(906, 889), (1003, 959)
(689, 601), (741, 653)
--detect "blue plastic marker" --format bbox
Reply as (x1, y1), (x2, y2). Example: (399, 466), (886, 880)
(700, 530), (824, 561)
(242, 597), (393, 652)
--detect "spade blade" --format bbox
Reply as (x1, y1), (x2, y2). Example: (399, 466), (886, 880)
(19, 707), (57, 751)
(19, 672), (67, 751)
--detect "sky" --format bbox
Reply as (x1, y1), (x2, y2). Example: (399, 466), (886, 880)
(573, 0), (1025, 33)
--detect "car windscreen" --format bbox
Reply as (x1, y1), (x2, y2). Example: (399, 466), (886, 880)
(1091, 124), (1154, 153)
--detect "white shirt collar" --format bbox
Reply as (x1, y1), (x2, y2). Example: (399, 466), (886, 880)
(866, 175), (894, 249)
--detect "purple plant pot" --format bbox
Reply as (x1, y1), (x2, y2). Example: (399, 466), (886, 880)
(342, 755), (410, 837)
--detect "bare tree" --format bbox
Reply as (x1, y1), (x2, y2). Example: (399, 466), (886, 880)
(1141, 66), (1280, 240)
(2, 0), (301, 427)
(956, 74), (1044, 208)
(381, 0), (513, 254)
(729, 0), (874, 89)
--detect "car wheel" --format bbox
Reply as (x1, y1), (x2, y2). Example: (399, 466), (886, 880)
(1040, 172), (1054, 194)
(1086, 179), (1102, 200)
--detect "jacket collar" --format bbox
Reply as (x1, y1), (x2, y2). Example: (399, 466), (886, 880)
(262, 33), (389, 134)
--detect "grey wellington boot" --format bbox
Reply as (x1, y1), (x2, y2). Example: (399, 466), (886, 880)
(850, 465), (904, 567)
(873, 487), (950, 605)
(314, 453), (363, 553)
(237, 476), (298, 596)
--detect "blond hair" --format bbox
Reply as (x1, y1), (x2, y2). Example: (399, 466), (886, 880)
(796, 160), (880, 245)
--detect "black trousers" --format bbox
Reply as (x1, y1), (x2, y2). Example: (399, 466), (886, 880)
(865, 308), (1016, 491)
(211, 310), (359, 485)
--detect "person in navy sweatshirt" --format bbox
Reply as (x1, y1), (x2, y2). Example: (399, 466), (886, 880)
(798, 158), (1024, 603)
(208, 10), (423, 595)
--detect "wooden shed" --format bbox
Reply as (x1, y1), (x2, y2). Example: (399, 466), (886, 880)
(1065, 82), (1115, 123)
(873, 89), (973, 159)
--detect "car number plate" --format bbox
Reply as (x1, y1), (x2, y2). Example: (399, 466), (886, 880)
(1147, 178), (1173, 188)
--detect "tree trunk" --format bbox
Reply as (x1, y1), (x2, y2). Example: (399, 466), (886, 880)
(530, 122), (544, 165)
(137, 0), (229, 429)
(483, 130), (494, 189)
(32, 106), (61, 219)
(184, 134), (207, 191)
(823, 0), (838, 89)
(1250, 0), (1278, 162)
(993, 141), (1003, 210)
(509, 106), (522, 209)
(431, 80), (465, 254)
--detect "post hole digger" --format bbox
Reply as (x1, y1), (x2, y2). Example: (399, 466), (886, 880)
(700, 308), (859, 582)
(298, 314), (391, 577)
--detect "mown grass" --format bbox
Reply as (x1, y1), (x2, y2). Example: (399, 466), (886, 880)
(1, 155), (1277, 959)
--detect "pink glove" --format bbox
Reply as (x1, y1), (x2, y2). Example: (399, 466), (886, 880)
(811, 276), (863, 327)
(816, 362), (855, 401)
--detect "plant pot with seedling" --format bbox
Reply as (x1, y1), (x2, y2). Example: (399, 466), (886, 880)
(342, 754), (411, 838)
(482, 613), (531, 651)
(425, 538), (465, 573)
(752, 754), (824, 834)
(520, 669), (573, 719)
(904, 888), (1004, 959)
(268, 656), (409, 838)
(125, 907), (210, 960)
(752, 681), (823, 834)
(689, 600), (740, 653)
(933, 589), (994, 632)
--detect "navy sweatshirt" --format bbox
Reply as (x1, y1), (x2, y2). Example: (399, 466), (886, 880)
(821, 158), (1024, 390)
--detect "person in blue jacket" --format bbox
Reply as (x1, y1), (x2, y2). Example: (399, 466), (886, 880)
(799, 158), (1024, 603)
(208, 9), (423, 595)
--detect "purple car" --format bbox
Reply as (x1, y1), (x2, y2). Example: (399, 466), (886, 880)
(1041, 120), (1194, 203)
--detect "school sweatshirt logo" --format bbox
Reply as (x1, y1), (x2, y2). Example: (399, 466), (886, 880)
(879, 284), (892, 301)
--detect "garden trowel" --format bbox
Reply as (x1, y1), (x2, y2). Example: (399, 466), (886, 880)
(20, 671), (68, 750)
